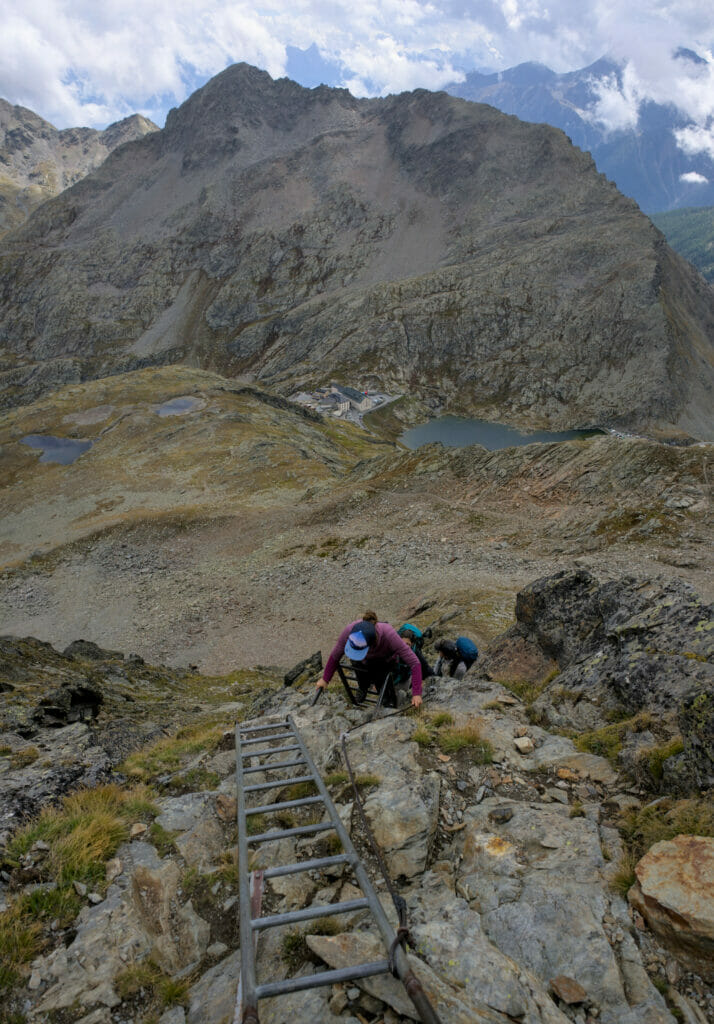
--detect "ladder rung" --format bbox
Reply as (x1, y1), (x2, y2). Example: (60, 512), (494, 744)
(242, 758), (306, 775)
(242, 743), (300, 758)
(241, 732), (291, 746)
(242, 745), (301, 761)
(247, 821), (334, 844)
(244, 775), (315, 793)
(239, 721), (288, 734)
(245, 795), (324, 816)
(252, 897), (369, 931)
(263, 854), (351, 879)
(255, 960), (390, 998)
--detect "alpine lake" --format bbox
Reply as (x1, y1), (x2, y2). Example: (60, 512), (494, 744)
(399, 415), (603, 451)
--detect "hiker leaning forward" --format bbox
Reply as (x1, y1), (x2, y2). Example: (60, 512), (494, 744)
(315, 610), (423, 707)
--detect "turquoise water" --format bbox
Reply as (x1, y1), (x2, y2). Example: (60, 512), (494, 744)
(400, 416), (602, 451)
(21, 435), (93, 464)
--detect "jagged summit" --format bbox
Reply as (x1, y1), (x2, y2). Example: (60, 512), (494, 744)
(0, 63), (713, 437)
(164, 61), (358, 135)
(0, 98), (158, 237)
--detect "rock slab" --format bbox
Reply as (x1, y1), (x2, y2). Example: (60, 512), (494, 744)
(629, 834), (714, 980)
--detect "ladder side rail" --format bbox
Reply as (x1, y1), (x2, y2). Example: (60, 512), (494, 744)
(235, 723), (260, 1024)
(336, 662), (359, 705)
(286, 715), (442, 1024)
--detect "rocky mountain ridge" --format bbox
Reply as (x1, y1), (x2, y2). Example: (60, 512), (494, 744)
(0, 99), (158, 238)
(1, 64), (713, 439)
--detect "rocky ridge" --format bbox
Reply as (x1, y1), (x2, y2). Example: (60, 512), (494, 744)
(1, 64), (713, 437)
(0, 99), (158, 238)
(0, 571), (712, 1024)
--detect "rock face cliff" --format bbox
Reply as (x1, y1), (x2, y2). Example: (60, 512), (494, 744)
(0, 64), (712, 437)
(0, 99), (158, 238)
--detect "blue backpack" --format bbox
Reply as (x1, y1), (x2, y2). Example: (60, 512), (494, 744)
(456, 636), (478, 663)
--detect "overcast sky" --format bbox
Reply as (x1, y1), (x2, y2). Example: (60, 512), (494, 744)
(2, 1), (713, 157)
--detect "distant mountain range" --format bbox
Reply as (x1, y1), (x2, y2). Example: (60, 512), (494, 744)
(0, 100), (158, 237)
(1, 64), (712, 439)
(445, 57), (714, 215)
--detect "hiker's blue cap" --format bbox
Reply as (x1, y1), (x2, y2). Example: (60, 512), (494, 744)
(345, 630), (370, 660)
(344, 626), (366, 659)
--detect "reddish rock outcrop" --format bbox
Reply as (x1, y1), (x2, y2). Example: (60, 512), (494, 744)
(629, 834), (714, 980)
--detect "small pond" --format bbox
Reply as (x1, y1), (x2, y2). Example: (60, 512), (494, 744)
(156, 396), (204, 417)
(21, 435), (93, 464)
(400, 416), (603, 451)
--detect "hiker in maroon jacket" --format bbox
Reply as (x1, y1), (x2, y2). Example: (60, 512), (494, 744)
(316, 610), (423, 707)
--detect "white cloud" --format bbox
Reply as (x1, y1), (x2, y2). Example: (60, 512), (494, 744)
(676, 126), (714, 161)
(0, 0), (713, 140)
(578, 63), (641, 133)
(679, 170), (709, 184)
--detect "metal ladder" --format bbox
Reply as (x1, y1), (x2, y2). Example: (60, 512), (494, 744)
(335, 660), (406, 710)
(235, 714), (441, 1024)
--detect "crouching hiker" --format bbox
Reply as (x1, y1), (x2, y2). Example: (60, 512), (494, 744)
(434, 636), (478, 679)
(398, 623), (434, 679)
(315, 610), (423, 707)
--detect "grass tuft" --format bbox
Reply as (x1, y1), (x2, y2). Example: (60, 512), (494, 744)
(0, 904), (43, 991)
(645, 738), (685, 781)
(9, 748), (39, 769)
(620, 798), (714, 858)
(149, 822), (177, 857)
(611, 849), (638, 898)
(281, 781), (317, 801)
(115, 958), (189, 1009)
(436, 723), (493, 761)
(324, 772), (348, 787)
(7, 784), (156, 885)
(411, 714), (493, 762)
(575, 712), (654, 765)
(412, 727), (432, 747)
(354, 774), (381, 789)
(431, 712), (454, 727)
(0, 782), (159, 993)
(246, 813), (267, 836)
(121, 724), (225, 782)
